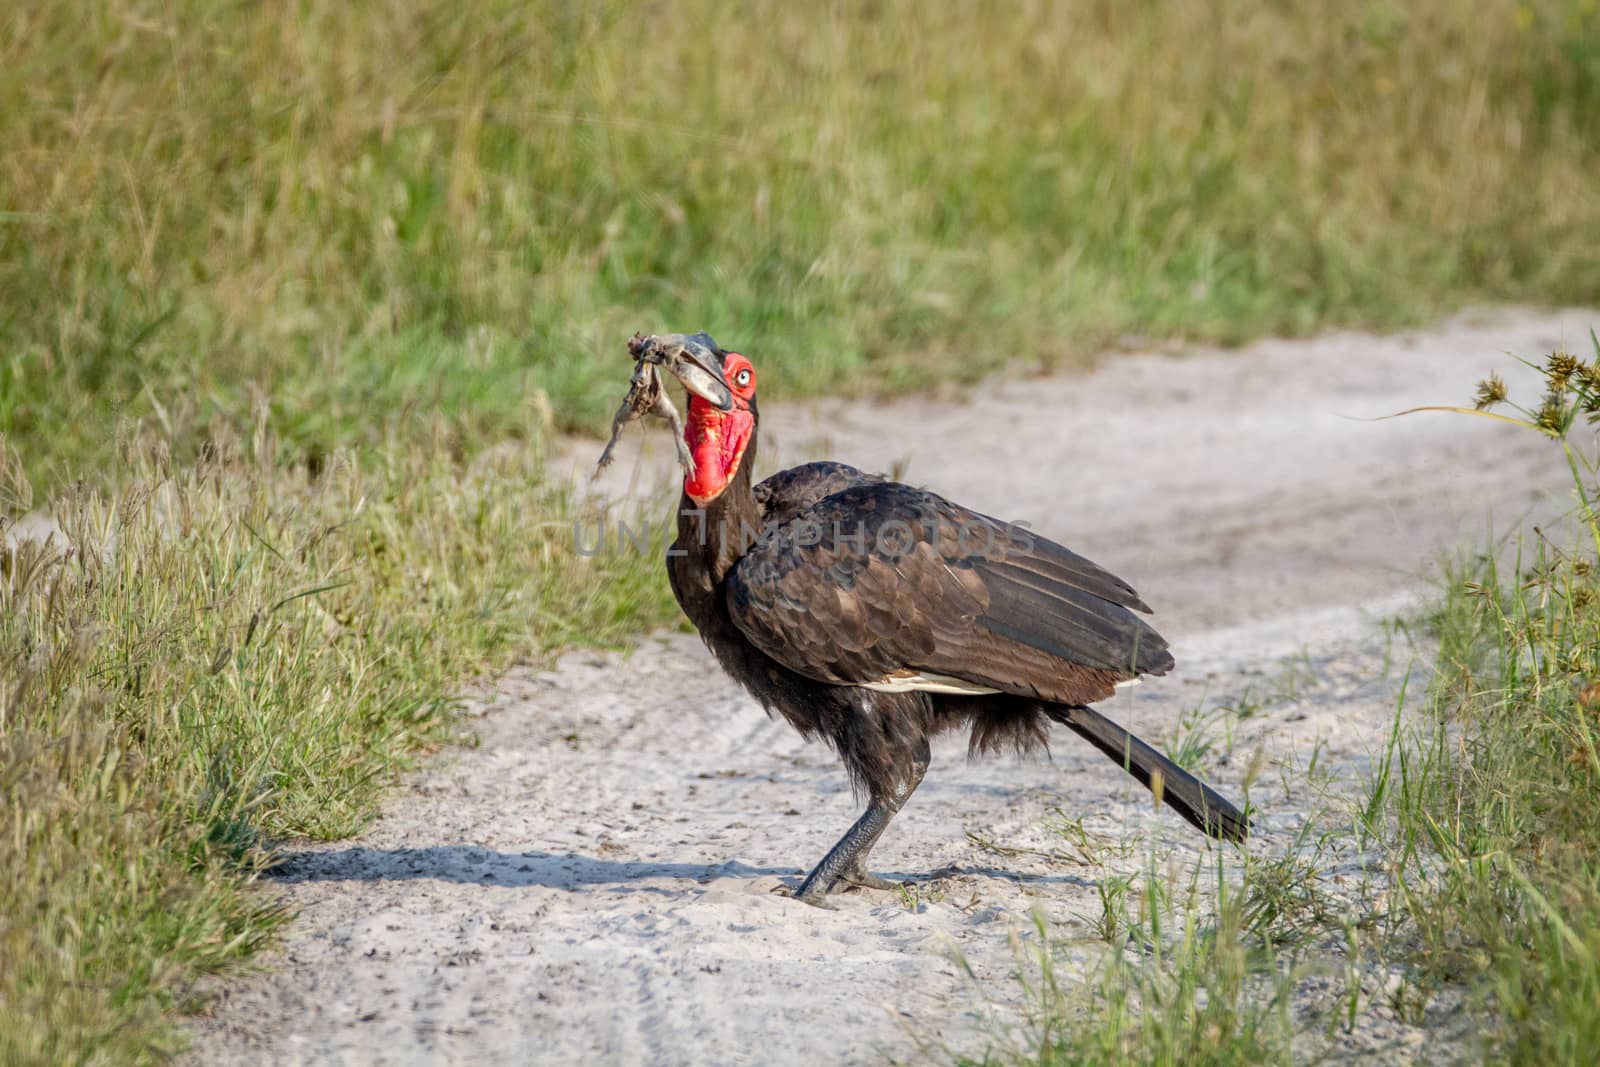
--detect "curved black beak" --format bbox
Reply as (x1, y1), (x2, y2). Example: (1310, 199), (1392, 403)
(635, 332), (734, 411)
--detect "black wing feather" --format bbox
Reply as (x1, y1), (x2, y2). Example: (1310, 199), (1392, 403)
(753, 461), (883, 529)
(725, 480), (1171, 704)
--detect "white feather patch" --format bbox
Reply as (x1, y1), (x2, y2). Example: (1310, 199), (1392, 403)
(861, 672), (1003, 695)
(862, 672), (1142, 695)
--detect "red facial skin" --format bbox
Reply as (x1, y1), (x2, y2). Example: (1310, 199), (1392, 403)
(683, 352), (757, 505)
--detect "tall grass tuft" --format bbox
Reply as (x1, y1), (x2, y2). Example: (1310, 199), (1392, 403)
(1372, 330), (1600, 1061)
(1060, 867), (1292, 1065)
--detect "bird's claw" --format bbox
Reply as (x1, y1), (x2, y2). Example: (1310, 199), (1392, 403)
(841, 866), (901, 893)
(773, 882), (838, 910)
(781, 864), (901, 906)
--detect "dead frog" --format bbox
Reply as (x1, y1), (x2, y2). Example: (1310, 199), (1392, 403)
(593, 332), (722, 480)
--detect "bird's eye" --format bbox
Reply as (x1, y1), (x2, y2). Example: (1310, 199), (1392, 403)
(734, 368), (752, 388)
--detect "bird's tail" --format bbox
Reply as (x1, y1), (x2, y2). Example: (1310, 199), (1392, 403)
(1045, 704), (1251, 842)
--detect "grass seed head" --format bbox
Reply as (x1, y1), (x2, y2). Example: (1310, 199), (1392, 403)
(1546, 350), (1580, 389)
(1474, 372), (1509, 410)
(1536, 392), (1567, 434)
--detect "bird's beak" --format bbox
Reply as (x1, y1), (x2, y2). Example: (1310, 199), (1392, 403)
(645, 334), (734, 411)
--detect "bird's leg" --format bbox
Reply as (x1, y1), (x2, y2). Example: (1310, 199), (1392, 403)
(840, 747), (930, 891)
(792, 802), (896, 906)
(794, 739), (930, 905)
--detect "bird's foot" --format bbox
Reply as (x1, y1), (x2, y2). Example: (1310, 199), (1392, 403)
(839, 865), (901, 893)
(785, 864), (901, 905)
(777, 880), (838, 910)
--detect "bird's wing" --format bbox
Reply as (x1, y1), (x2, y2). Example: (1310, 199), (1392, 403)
(753, 461), (883, 529)
(725, 481), (1173, 706)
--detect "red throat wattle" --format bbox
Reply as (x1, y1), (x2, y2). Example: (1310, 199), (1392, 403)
(683, 395), (754, 504)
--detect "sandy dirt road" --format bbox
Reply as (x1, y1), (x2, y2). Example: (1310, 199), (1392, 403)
(185, 309), (1596, 1065)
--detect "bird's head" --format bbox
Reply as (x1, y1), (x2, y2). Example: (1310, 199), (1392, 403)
(644, 331), (758, 506)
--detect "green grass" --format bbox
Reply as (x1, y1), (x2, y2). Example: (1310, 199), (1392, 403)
(1363, 337), (1600, 1062)
(990, 863), (1299, 1066)
(6, 1), (1600, 485)
(0, 428), (677, 1064)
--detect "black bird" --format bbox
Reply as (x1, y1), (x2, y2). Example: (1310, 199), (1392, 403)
(649, 332), (1248, 905)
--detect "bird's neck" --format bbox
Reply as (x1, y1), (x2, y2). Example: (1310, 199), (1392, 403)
(677, 435), (762, 583)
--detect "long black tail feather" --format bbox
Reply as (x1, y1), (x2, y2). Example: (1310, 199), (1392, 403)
(1046, 704), (1251, 842)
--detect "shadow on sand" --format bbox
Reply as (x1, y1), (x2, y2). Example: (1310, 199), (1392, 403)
(264, 846), (788, 890)
(262, 845), (1102, 893)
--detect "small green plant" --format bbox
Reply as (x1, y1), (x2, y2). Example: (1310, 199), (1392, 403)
(1041, 808), (1119, 868)
(966, 649), (1417, 1063)
(1090, 874), (1137, 945)
(1164, 660), (1319, 772)
(895, 880), (949, 911)
(1237, 830), (1372, 949)
(1163, 704), (1237, 772)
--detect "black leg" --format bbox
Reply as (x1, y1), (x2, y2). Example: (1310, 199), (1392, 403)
(794, 739), (930, 906)
(793, 801), (898, 905)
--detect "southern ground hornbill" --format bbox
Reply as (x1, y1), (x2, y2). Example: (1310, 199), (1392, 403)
(626, 332), (1249, 906)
